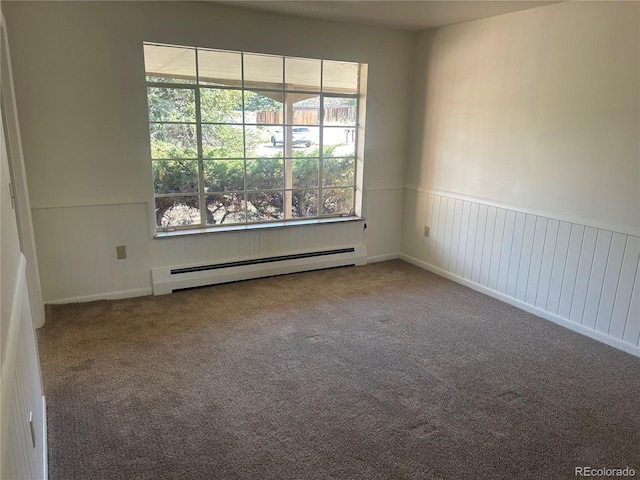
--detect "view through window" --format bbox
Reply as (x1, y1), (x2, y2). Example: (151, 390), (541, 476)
(144, 43), (365, 230)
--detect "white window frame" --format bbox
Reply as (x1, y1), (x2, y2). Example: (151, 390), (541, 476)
(144, 43), (367, 235)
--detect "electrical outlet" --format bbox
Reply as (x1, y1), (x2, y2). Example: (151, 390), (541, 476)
(424, 226), (430, 237)
(116, 245), (127, 260)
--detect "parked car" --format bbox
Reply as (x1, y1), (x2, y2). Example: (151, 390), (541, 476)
(271, 127), (312, 147)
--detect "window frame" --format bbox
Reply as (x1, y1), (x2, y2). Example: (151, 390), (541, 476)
(145, 43), (365, 233)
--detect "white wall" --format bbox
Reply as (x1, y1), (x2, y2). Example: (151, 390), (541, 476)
(403, 1), (640, 355)
(406, 1), (639, 236)
(3, 1), (412, 302)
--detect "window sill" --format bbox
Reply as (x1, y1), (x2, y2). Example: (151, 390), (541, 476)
(154, 216), (364, 239)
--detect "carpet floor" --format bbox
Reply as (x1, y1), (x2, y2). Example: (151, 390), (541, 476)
(40, 260), (640, 479)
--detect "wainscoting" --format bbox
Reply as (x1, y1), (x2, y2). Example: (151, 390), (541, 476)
(30, 188), (403, 303)
(402, 188), (640, 356)
(0, 255), (47, 479)
(31, 203), (152, 303)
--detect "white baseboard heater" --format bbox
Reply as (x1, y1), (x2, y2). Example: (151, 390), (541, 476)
(151, 245), (367, 295)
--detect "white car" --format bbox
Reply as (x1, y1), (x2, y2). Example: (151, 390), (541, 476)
(270, 127), (312, 147)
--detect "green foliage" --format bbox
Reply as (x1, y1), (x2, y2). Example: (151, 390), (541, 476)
(200, 88), (243, 122)
(202, 125), (247, 158)
(147, 87), (195, 122)
(150, 124), (197, 159)
(204, 160), (244, 191)
(153, 160), (198, 194)
(244, 92), (282, 113)
(247, 160), (284, 190)
(323, 158), (354, 187)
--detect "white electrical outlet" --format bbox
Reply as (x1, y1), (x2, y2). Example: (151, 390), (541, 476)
(424, 226), (430, 237)
(116, 245), (127, 259)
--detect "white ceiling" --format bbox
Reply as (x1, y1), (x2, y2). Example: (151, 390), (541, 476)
(213, 1), (559, 32)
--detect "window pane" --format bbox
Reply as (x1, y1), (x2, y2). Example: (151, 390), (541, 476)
(291, 190), (318, 218)
(144, 44), (196, 84)
(202, 125), (244, 158)
(200, 88), (243, 123)
(289, 94), (320, 125)
(292, 158), (319, 189)
(323, 158), (354, 187)
(271, 126), (318, 151)
(247, 191), (284, 222)
(286, 57), (321, 92)
(206, 193), (245, 225)
(198, 49), (242, 87)
(244, 53), (283, 89)
(323, 60), (358, 93)
(203, 160), (244, 192)
(153, 160), (199, 194)
(245, 91), (283, 125)
(246, 159), (283, 190)
(322, 187), (354, 215)
(147, 88), (195, 122)
(149, 123), (197, 159)
(324, 96), (357, 126)
(155, 196), (200, 228)
(322, 127), (356, 157)
(246, 127), (283, 158)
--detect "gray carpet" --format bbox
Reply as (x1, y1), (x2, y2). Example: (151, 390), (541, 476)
(40, 260), (640, 479)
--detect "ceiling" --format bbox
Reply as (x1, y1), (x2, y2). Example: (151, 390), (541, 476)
(213, 1), (559, 32)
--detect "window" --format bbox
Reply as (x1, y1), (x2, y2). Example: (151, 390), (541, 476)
(143, 43), (365, 231)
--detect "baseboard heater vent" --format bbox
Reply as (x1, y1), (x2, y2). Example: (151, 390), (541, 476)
(152, 245), (367, 295)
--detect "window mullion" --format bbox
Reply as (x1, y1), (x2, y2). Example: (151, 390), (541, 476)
(195, 51), (206, 227)
(241, 52), (248, 224)
(318, 60), (324, 216)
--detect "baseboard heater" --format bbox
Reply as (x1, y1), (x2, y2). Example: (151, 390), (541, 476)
(151, 245), (367, 295)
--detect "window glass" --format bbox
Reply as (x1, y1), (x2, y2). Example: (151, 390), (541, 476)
(147, 88), (195, 122)
(200, 88), (243, 123)
(155, 196), (200, 228)
(144, 44), (196, 84)
(198, 49), (242, 87)
(285, 57), (321, 92)
(145, 43), (363, 230)
(243, 53), (283, 89)
(323, 61), (358, 94)
(149, 123), (197, 159)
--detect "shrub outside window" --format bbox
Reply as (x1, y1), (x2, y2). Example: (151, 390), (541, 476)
(144, 43), (365, 231)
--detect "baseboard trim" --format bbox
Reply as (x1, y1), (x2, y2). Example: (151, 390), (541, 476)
(367, 253), (400, 263)
(45, 287), (153, 305)
(399, 254), (640, 358)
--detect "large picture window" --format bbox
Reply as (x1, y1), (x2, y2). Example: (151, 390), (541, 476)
(143, 43), (365, 231)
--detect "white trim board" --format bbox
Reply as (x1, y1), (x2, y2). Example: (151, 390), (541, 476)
(400, 253), (640, 358)
(367, 253), (400, 263)
(44, 288), (153, 305)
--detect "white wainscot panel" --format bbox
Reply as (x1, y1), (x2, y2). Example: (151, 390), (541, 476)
(401, 189), (640, 356)
(32, 203), (152, 303)
(150, 219), (366, 270)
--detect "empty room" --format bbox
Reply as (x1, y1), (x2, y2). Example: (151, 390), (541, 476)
(1, 1), (638, 479)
